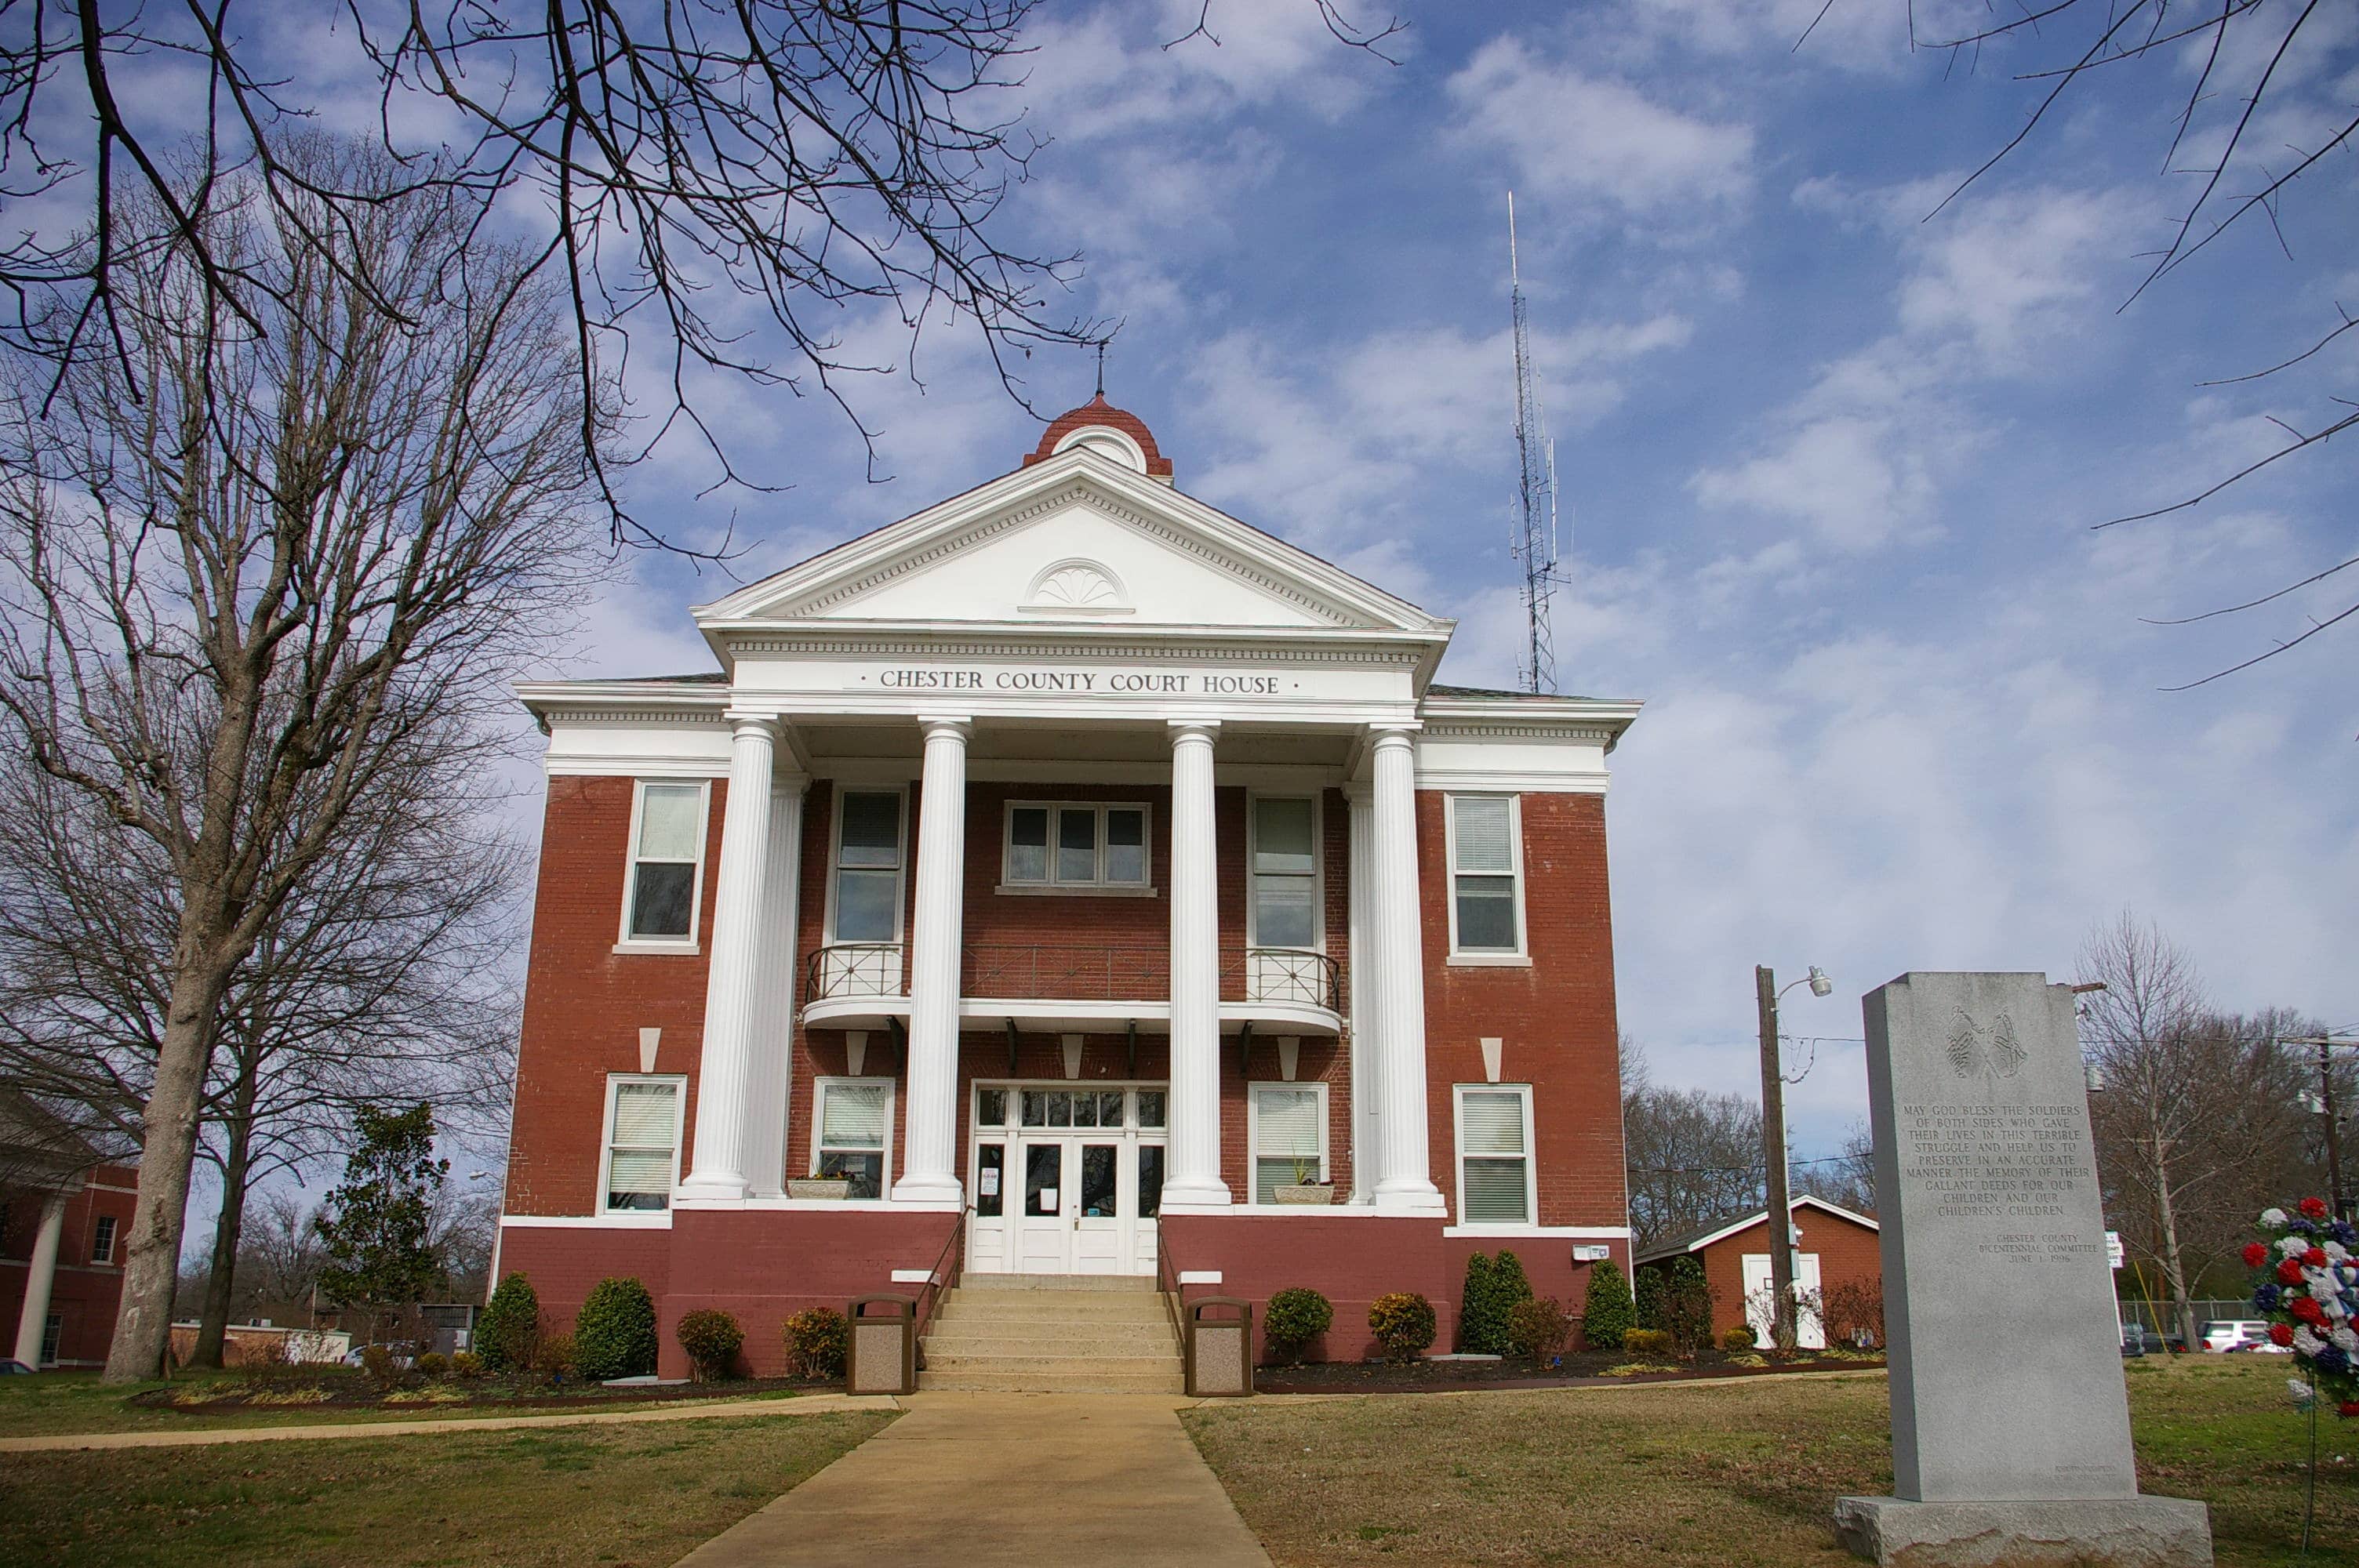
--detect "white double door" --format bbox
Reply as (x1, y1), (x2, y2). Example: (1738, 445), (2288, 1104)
(969, 1083), (1165, 1276)
(1741, 1252), (1826, 1349)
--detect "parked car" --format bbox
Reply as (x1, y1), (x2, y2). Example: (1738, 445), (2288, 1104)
(2121, 1325), (2183, 1356)
(2199, 1319), (2272, 1353)
(0, 1358), (34, 1374)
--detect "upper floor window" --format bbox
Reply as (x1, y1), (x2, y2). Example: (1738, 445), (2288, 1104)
(602, 1076), (684, 1213)
(1445, 794), (1525, 959)
(1249, 797), (1318, 948)
(831, 789), (907, 942)
(1001, 802), (1150, 892)
(621, 781), (708, 946)
(91, 1214), (117, 1263)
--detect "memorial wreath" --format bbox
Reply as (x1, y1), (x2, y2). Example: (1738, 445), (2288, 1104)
(2243, 1197), (2359, 1415)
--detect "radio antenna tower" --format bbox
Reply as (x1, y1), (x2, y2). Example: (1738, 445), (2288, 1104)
(1507, 191), (1565, 695)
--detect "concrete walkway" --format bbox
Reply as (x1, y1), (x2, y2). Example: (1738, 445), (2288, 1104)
(0, 1392), (899, 1454)
(671, 1392), (1270, 1567)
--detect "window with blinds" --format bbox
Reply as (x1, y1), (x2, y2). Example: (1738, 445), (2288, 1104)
(833, 790), (904, 942)
(1456, 1086), (1532, 1224)
(605, 1078), (682, 1211)
(1448, 795), (1521, 954)
(816, 1080), (892, 1200)
(1250, 797), (1318, 948)
(1250, 1084), (1326, 1203)
(625, 782), (705, 941)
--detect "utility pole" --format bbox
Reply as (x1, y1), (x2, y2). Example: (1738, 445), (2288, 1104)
(2282, 1034), (2354, 1221)
(1757, 964), (1795, 1351)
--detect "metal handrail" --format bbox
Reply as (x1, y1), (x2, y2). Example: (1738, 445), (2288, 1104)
(962, 942), (1165, 1001)
(912, 1206), (970, 1357)
(1155, 1228), (1187, 1359)
(804, 942), (907, 1003)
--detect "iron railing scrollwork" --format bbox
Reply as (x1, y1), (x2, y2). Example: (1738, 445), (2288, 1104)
(804, 942), (906, 1002)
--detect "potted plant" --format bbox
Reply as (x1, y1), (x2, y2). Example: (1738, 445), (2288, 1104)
(787, 1172), (852, 1200)
(1273, 1156), (1334, 1205)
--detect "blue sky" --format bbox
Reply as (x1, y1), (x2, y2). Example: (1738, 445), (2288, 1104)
(547, 2), (2357, 1158)
(39, 2), (2355, 1171)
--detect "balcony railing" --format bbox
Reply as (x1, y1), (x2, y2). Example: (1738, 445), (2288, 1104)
(803, 941), (1342, 1015)
(805, 942), (906, 1003)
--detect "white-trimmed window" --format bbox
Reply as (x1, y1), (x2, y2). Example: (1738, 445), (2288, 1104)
(1248, 796), (1319, 948)
(1445, 793), (1525, 958)
(620, 781), (710, 946)
(830, 788), (907, 943)
(91, 1214), (116, 1264)
(812, 1078), (895, 1200)
(1001, 801), (1150, 891)
(1455, 1084), (1536, 1225)
(602, 1076), (685, 1213)
(1248, 1083), (1328, 1204)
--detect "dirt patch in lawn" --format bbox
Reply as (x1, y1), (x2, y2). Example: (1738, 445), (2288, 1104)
(1254, 1349), (1883, 1394)
(124, 1374), (838, 1417)
(1186, 1356), (2354, 1568)
(2, 1409), (895, 1568)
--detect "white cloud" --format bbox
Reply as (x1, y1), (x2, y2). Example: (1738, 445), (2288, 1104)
(1445, 38), (1754, 217)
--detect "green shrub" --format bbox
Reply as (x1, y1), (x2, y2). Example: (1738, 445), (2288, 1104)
(531, 1331), (577, 1381)
(783, 1308), (849, 1378)
(449, 1350), (486, 1380)
(677, 1308), (745, 1381)
(1664, 1256), (1717, 1360)
(573, 1277), (659, 1381)
(479, 1272), (540, 1372)
(1504, 1296), (1572, 1371)
(1262, 1288), (1334, 1365)
(1368, 1292), (1436, 1363)
(1458, 1252), (1497, 1353)
(1622, 1327), (1675, 1359)
(413, 1350), (448, 1381)
(1721, 1324), (1757, 1352)
(1634, 1265), (1666, 1331)
(1579, 1258), (1634, 1352)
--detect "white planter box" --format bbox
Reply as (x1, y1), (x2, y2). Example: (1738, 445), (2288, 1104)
(787, 1178), (852, 1200)
(1273, 1183), (1336, 1206)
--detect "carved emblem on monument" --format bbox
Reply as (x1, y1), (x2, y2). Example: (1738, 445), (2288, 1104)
(1943, 1007), (2028, 1080)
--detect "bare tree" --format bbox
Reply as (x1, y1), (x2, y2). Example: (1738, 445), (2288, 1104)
(0, 139), (609, 1381)
(1896, 2), (2357, 683)
(2077, 913), (2309, 1346)
(1797, 1120), (1877, 1217)
(1622, 1039), (1768, 1251)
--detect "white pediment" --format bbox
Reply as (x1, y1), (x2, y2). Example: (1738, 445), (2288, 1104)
(698, 449), (1445, 636)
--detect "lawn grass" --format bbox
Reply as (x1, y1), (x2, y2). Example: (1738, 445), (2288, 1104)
(1184, 1358), (2356, 1567)
(0, 1369), (804, 1438)
(1, 1409), (894, 1567)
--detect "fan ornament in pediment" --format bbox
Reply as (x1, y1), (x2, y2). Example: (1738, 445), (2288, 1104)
(1022, 558), (1131, 615)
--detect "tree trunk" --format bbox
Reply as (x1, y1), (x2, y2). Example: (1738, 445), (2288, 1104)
(102, 961), (229, 1382)
(2152, 1138), (2198, 1352)
(189, 1074), (258, 1370)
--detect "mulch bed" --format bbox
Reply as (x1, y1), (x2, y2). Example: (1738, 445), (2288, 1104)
(129, 1374), (840, 1416)
(1252, 1352), (1885, 1395)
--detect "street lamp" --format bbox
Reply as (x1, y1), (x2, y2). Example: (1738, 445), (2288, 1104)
(1756, 963), (1834, 1352)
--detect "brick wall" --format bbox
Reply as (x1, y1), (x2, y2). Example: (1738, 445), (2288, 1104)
(0, 1163), (136, 1367)
(1643, 1206), (1884, 1338)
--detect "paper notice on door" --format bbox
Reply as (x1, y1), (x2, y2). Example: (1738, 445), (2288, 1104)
(980, 1169), (1000, 1196)
(1038, 1188), (1058, 1209)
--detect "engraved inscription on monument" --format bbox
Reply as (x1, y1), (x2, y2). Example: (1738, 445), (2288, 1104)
(1893, 1100), (2106, 1263)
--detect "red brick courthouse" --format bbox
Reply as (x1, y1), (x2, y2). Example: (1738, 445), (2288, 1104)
(495, 401), (1643, 1376)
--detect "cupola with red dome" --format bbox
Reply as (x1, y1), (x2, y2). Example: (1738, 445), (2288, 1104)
(1021, 394), (1175, 483)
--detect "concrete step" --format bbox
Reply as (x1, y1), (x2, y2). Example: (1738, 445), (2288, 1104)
(924, 1324), (1177, 1353)
(918, 1367), (1187, 1394)
(958, 1272), (1158, 1292)
(931, 1295), (1171, 1324)
(922, 1349), (1181, 1375)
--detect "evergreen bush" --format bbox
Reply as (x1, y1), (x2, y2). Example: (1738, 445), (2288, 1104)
(1263, 1287), (1334, 1365)
(1458, 1252), (1498, 1352)
(1721, 1324), (1757, 1351)
(449, 1350), (486, 1380)
(1634, 1264), (1666, 1331)
(573, 1276), (659, 1381)
(783, 1308), (850, 1378)
(413, 1350), (448, 1380)
(677, 1308), (745, 1381)
(1367, 1292), (1437, 1362)
(1579, 1258), (1635, 1352)
(1665, 1256), (1717, 1360)
(1622, 1327), (1675, 1358)
(478, 1272), (540, 1372)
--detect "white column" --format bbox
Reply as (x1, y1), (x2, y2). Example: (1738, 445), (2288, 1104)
(1369, 724), (1447, 1215)
(680, 715), (776, 1200)
(893, 717), (969, 1203)
(1164, 720), (1232, 1206)
(745, 771), (807, 1198)
(12, 1189), (67, 1366)
(1344, 782), (1379, 1205)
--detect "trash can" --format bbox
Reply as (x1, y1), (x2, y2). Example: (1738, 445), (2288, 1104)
(1186, 1297), (1253, 1397)
(847, 1294), (917, 1395)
